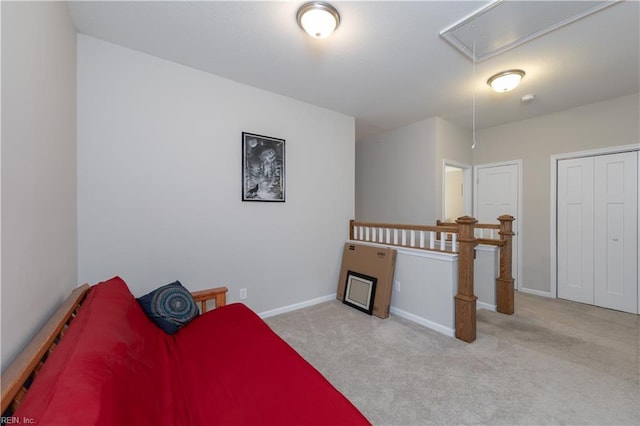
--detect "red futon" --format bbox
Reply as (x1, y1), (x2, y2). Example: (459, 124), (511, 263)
(12, 277), (370, 425)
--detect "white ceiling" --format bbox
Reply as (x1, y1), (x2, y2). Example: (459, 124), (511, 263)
(68, 1), (640, 141)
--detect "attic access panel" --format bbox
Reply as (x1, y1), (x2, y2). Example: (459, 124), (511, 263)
(440, 0), (620, 62)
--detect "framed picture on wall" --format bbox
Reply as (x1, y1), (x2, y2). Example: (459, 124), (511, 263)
(242, 132), (286, 202)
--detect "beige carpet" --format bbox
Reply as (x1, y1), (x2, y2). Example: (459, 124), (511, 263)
(265, 292), (640, 426)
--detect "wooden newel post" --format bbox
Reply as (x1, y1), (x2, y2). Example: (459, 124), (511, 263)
(496, 215), (515, 315)
(455, 216), (478, 343)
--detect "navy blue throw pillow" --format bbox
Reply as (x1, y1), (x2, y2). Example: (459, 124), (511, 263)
(137, 281), (199, 335)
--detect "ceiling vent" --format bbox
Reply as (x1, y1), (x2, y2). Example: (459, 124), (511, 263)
(440, 0), (620, 62)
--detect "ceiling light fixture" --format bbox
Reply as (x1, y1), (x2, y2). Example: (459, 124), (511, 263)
(487, 69), (525, 92)
(296, 2), (340, 39)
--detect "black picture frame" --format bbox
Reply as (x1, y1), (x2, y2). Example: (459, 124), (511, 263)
(242, 132), (285, 202)
(343, 271), (377, 315)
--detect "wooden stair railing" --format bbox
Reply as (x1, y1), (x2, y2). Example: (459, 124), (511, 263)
(349, 219), (460, 253)
(437, 216), (516, 315)
(496, 215), (515, 315)
(436, 220), (502, 246)
(348, 215), (515, 342)
(454, 216), (478, 343)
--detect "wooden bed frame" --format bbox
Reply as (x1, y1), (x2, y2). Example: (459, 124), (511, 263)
(0, 284), (228, 416)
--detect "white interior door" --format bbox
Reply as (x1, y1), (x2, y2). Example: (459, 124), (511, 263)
(474, 161), (521, 289)
(557, 151), (638, 314)
(593, 152), (638, 313)
(557, 157), (595, 304)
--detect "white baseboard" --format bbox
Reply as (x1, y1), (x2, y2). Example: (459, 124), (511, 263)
(259, 294), (335, 319)
(477, 301), (496, 311)
(518, 287), (554, 298)
(389, 306), (455, 337)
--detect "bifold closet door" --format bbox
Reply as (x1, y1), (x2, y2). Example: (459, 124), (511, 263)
(557, 157), (594, 305)
(593, 152), (638, 313)
(557, 151), (638, 314)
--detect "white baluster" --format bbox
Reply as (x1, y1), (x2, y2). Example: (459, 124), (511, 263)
(394, 229), (398, 245)
(379, 228), (384, 243)
(440, 233), (446, 250)
(429, 231), (435, 249)
(386, 228), (391, 244)
(410, 230), (415, 247)
(452, 233), (458, 252)
(420, 231), (425, 248)
(365, 227), (370, 241)
(372, 227), (377, 242)
(401, 230), (406, 246)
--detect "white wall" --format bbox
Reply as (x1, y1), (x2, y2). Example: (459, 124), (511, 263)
(1, 1), (77, 372)
(355, 118), (437, 224)
(77, 35), (355, 313)
(473, 93), (640, 294)
(435, 117), (473, 219)
(355, 117), (472, 225)
(390, 248), (458, 336)
(474, 244), (499, 311)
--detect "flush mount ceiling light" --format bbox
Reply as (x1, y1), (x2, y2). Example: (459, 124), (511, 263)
(296, 2), (340, 39)
(487, 69), (525, 92)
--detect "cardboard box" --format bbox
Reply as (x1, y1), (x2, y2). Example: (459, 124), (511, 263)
(337, 243), (397, 319)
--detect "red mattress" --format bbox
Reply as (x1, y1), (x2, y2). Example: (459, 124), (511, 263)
(175, 303), (370, 425)
(13, 277), (370, 425)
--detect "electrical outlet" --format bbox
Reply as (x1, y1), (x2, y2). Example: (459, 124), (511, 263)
(239, 288), (247, 300)
(394, 281), (400, 292)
